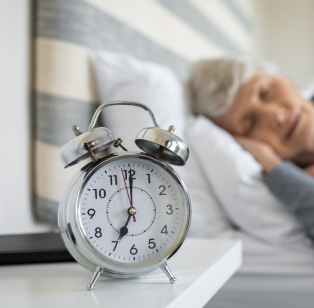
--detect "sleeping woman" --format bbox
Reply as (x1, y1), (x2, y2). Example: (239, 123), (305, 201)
(187, 58), (314, 238)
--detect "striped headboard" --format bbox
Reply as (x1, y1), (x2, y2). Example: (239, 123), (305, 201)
(34, 0), (255, 222)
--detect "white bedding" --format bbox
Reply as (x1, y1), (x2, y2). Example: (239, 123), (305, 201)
(207, 232), (314, 308)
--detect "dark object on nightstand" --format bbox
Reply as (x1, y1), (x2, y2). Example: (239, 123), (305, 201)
(0, 232), (75, 265)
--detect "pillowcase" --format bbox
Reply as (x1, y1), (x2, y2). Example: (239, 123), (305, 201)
(185, 116), (312, 248)
(92, 50), (232, 238)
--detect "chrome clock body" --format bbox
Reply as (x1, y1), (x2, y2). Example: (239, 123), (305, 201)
(58, 101), (191, 290)
(58, 151), (191, 281)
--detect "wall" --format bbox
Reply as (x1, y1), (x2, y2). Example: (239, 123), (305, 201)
(0, 0), (52, 234)
(254, 0), (314, 88)
(0, 0), (256, 234)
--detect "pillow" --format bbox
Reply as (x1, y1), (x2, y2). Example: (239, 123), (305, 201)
(185, 116), (312, 248)
(92, 50), (187, 150)
(92, 50), (233, 238)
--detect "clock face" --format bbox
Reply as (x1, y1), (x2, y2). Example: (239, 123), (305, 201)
(78, 155), (189, 266)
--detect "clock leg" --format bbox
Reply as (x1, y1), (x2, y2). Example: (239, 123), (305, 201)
(160, 262), (177, 284)
(87, 266), (104, 291)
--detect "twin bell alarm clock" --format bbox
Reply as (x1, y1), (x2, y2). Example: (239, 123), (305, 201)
(58, 101), (191, 290)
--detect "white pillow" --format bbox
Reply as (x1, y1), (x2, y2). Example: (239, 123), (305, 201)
(185, 116), (312, 248)
(92, 50), (186, 150)
(92, 50), (232, 238)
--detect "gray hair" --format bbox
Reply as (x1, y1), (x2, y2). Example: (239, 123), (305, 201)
(186, 57), (277, 118)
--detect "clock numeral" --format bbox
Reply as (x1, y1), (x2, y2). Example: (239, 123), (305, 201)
(87, 208), (95, 219)
(161, 225), (168, 235)
(159, 185), (166, 195)
(108, 175), (117, 185)
(130, 244), (138, 255)
(146, 174), (151, 184)
(93, 189), (106, 199)
(129, 169), (136, 179)
(166, 204), (173, 215)
(95, 227), (102, 238)
(111, 241), (118, 251)
(148, 238), (156, 249)
(122, 169), (136, 181)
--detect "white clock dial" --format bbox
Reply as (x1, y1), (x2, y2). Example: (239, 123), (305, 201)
(78, 156), (187, 265)
(106, 187), (156, 236)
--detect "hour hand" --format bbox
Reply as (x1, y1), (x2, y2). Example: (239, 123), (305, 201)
(119, 214), (131, 241)
(118, 208), (136, 241)
(119, 225), (129, 241)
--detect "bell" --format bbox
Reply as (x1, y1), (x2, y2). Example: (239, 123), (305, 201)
(135, 125), (189, 166)
(59, 126), (115, 168)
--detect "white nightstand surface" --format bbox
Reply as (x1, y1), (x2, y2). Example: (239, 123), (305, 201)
(0, 238), (241, 308)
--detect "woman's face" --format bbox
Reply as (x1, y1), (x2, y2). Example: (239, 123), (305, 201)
(212, 73), (314, 159)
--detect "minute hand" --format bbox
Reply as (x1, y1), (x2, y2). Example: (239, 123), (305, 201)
(121, 168), (136, 222)
(128, 169), (136, 222)
(129, 170), (133, 206)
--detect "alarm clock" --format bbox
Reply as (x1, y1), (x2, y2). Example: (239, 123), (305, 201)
(58, 101), (191, 290)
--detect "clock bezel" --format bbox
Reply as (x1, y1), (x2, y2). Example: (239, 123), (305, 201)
(58, 151), (191, 278)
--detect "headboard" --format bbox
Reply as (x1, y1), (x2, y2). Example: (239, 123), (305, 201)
(33, 0), (254, 221)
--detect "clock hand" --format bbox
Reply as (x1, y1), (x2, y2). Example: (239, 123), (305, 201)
(119, 216), (131, 240)
(119, 225), (128, 239)
(128, 167), (136, 222)
(118, 207), (136, 241)
(121, 168), (136, 222)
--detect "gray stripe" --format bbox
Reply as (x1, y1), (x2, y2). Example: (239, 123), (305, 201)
(36, 0), (190, 79)
(35, 92), (100, 147)
(156, 0), (242, 54)
(34, 194), (58, 223)
(221, 0), (252, 31)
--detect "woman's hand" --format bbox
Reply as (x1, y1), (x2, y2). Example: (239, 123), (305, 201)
(304, 165), (314, 177)
(234, 136), (282, 174)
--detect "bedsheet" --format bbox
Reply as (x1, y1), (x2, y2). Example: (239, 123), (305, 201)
(207, 232), (314, 308)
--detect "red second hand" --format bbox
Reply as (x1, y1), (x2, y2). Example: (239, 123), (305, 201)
(121, 168), (136, 222)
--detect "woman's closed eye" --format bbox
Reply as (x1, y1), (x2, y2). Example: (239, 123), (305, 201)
(260, 86), (273, 101)
(246, 121), (256, 135)
(243, 118), (257, 136)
